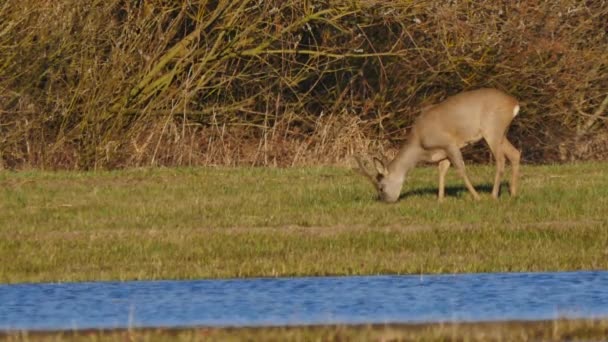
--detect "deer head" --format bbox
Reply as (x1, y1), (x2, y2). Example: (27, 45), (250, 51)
(355, 155), (404, 203)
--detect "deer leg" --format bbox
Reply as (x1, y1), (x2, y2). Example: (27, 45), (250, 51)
(486, 137), (506, 199)
(445, 145), (480, 200)
(502, 139), (521, 196)
(437, 159), (451, 202)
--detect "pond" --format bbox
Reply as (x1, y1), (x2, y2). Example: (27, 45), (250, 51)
(1, 271), (607, 331)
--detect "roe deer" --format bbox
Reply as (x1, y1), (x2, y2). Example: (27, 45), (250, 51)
(356, 88), (521, 203)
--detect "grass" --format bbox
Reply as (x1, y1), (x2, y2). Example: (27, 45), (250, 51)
(1, 162), (608, 340)
(1, 162), (607, 284)
(3, 320), (608, 341)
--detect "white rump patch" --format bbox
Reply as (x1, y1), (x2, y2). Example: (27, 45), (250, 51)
(513, 104), (520, 117)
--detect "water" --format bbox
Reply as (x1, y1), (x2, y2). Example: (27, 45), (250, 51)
(1, 271), (608, 331)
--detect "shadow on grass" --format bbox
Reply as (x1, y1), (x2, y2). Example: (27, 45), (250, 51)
(399, 182), (509, 200)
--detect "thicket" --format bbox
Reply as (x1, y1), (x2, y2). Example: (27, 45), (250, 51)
(1, 0), (607, 169)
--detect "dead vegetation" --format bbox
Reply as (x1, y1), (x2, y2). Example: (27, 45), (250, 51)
(0, 0), (607, 169)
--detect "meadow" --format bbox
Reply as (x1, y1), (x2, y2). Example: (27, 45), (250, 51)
(1, 162), (608, 340)
(1, 162), (607, 284)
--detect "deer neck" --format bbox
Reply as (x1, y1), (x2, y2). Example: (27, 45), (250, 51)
(388, 142), (422, 178)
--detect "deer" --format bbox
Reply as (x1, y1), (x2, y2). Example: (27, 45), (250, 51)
(356, 88), (521, 203)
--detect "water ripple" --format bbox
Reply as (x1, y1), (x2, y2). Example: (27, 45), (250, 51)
(1, 271), (608, 331)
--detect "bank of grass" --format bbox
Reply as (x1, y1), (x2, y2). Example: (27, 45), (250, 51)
(3, 319), (608, 341)
(1, 162), (607, 284)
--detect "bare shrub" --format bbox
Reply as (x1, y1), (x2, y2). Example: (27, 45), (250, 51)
(0, 0), (606, 169)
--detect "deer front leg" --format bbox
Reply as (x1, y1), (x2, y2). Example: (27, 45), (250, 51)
(445, 145), (480, 200)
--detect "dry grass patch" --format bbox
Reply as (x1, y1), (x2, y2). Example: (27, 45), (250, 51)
(3, 319), (608, 341)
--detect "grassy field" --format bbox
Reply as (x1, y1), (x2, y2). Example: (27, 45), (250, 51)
(1, 162), (607, 283)
(1, 319), (608, 342)
(1, 162), (608, 340)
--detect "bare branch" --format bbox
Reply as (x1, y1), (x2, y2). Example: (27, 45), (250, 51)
(578, 93), (608, 137)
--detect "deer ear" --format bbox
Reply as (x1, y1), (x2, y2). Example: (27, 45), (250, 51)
(373, 157), (388, 175)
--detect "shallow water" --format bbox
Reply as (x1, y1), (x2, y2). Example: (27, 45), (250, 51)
(1, 271), (608, 331)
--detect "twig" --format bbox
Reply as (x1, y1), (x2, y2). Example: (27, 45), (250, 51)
(578, 93), (608, 137)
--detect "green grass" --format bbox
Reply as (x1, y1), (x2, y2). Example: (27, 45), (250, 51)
(1, 163), (607, 283)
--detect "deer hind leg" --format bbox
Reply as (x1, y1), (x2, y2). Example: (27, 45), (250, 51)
(502, 139), (521, 196)
(485, 136), (506, 199)
(445, 145), (480, 200)
(437, 159), (451, 202)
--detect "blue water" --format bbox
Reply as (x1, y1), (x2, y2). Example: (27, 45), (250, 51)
(1, 271), (608, 331)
